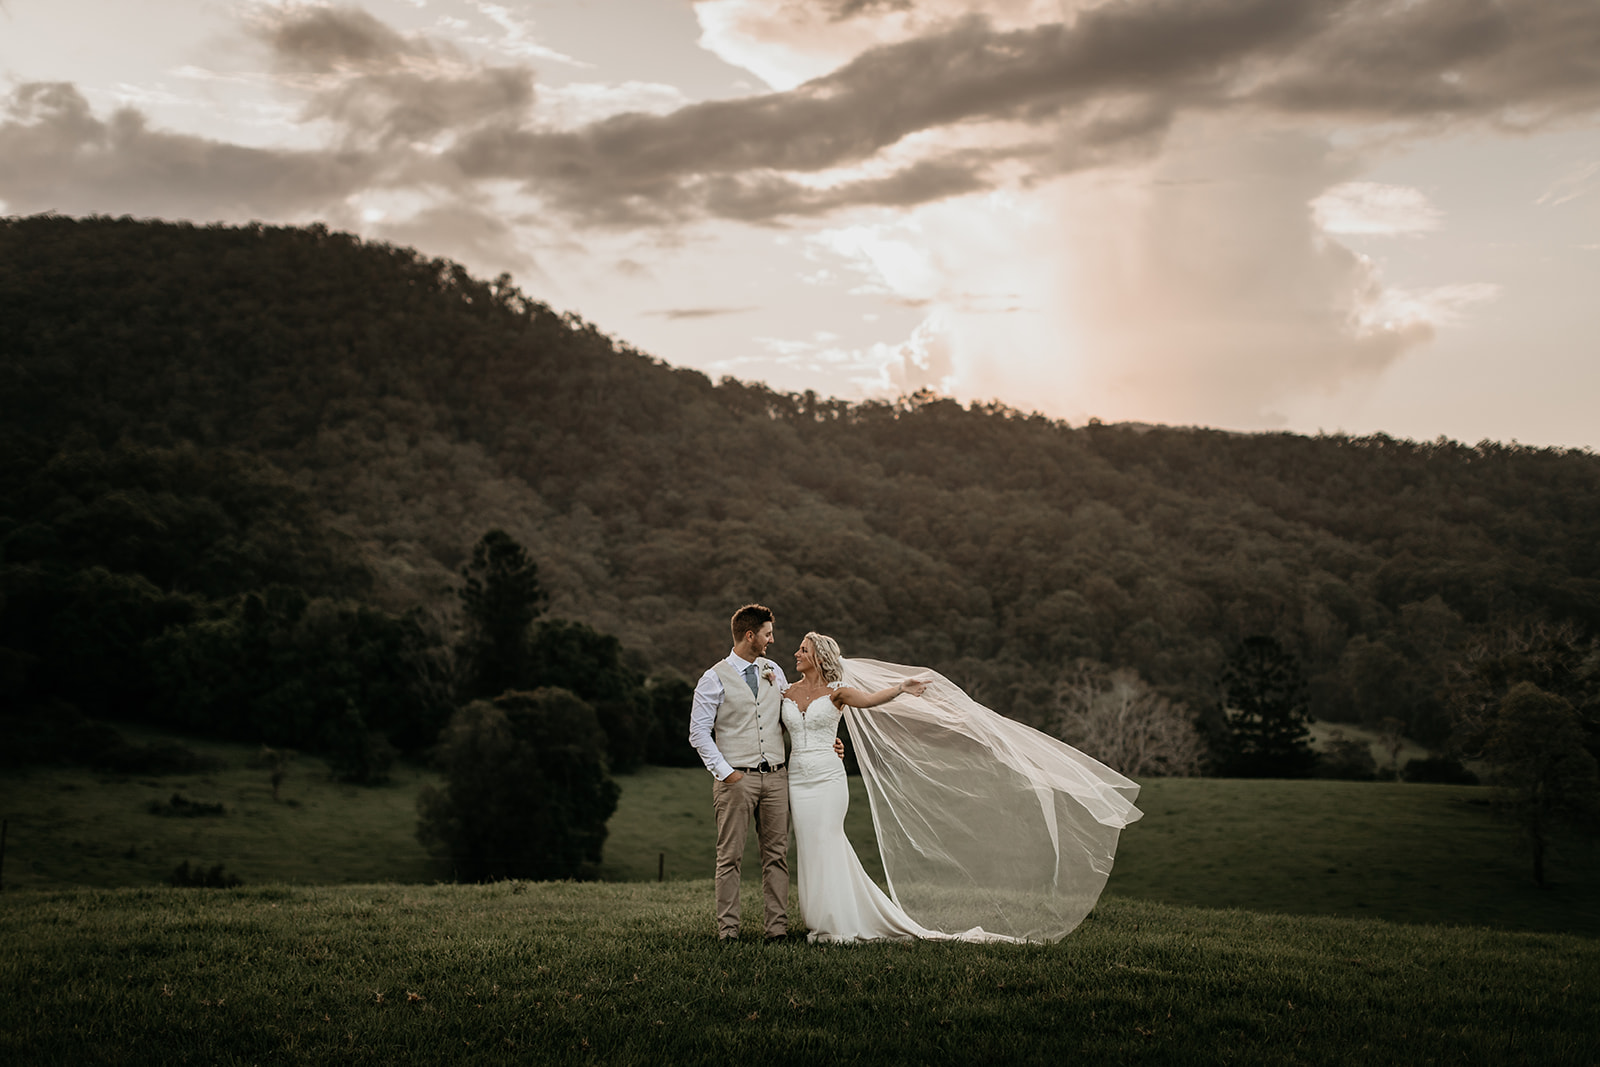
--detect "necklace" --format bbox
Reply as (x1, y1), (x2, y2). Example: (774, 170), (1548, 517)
(789, 684), (826, 715)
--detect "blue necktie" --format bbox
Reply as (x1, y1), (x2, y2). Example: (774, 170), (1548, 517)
(743, 663), (759, 698)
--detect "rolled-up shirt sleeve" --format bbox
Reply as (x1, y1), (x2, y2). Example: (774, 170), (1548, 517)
(689, 667), (733, 780)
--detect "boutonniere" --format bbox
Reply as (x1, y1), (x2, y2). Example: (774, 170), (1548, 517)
(761, 665), (776, 686)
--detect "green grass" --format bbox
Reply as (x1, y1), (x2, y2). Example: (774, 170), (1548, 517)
(602, 769), (1600, 937)
(6, 734), (1597, 1063)
(5, 737), (1596, 938)
(1108, 778), (1600, 936)
(0, 733), (442, 890)
(1, 881), (1595, 1066)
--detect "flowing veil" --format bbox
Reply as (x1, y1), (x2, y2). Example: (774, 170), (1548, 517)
(840, 658), (1143, 943)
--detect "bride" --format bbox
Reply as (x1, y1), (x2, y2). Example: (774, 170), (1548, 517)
(783, 632), (1143, 944)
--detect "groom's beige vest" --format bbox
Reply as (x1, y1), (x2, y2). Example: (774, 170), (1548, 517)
(712, 659), (785, 768)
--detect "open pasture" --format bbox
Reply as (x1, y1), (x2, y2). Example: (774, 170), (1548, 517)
(603, 768), (1600, 937)
(0, 734), (440, 891)
(3, 738), (1596, 937)
(5, 732), (1598, 1064)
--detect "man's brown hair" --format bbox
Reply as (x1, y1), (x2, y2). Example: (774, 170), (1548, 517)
(730, 603), (774, 645)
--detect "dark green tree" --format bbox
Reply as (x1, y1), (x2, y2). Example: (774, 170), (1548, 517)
(457, 530), (547, 702)
(1217, 636), (1317, 778)
(528, 618), (651, 773)
(416, 688), (619, 881)
(1449, 622), (1600, 767)
(645, 677), (701, 767)
(1482, 682), (1600, 887)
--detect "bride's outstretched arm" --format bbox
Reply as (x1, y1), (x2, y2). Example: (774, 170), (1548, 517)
(831, 678), (928, 709)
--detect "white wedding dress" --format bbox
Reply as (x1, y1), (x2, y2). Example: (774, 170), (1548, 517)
(785, 663), (1144, 945)
(784, 685), (939, 943)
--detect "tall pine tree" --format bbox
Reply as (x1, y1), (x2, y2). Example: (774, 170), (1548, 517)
(1218, 636), (1317, 778)
(457, 530), (547, 702)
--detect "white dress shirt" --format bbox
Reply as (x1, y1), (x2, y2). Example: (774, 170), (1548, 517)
(689, 649), (790, 780)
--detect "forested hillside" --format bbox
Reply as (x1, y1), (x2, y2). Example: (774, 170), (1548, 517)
(4, 215), (1598, 756)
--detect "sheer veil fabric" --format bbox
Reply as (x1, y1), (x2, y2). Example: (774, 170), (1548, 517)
(840, 658), (1144, 943)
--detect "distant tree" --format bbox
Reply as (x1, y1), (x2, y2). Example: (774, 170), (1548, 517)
(1448, 621), (1600, 767)
(1402, 756), (1478, 785)
(1217, 636), (1317, 778)
(416, 688), (619, 882)
(1378, 716), (1407, 781)
(1314, 730), (1378, 781)
(321, 701), (398, 784)
(1481, 683), (1599, 887)
(169, 861), (242, 889)
(527, 618), (650, 773)
(258, 745), (292, 801)
(456, 530), (547, 702)
(645, 677), (701, 767)
(1050, 667), (1204, 777)
(149, 587), (430, 762)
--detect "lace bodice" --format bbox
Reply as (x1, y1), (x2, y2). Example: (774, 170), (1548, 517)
(782, 684), (845, 782)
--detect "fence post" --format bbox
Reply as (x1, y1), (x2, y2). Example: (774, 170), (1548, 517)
(658, 851), (664, 883)
(1, 818), (7, 891)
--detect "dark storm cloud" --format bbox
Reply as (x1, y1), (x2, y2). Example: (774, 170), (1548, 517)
(0, 7), (537, 225)
(301, 63), (534, 147)
(448, 0), (1328, 222)
(0, 82), (373, 219)
(5, 0), (1598, 231)
(263, 4), (428, 72)
(1261, 0), (1600, 122)
(259, 5), (535, 147)
(450, 0), (1600, 224)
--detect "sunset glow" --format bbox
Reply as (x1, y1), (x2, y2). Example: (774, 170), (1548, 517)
(2, 0), (1596, 444)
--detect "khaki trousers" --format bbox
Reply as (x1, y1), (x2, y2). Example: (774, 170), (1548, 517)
(712, 767), (789, 939)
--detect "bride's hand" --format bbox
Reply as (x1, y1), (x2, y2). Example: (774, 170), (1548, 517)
(898, 678), (929, 698)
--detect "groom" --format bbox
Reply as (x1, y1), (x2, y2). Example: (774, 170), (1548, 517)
(689, 603), (840, 941)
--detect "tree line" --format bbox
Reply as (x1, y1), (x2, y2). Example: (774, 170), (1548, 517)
(2, 215), (1596, 880)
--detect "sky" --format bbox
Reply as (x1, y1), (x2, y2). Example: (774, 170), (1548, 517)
(2, 0), (1598, 447)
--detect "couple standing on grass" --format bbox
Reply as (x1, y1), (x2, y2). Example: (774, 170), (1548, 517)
(688, 603), (1146, 945)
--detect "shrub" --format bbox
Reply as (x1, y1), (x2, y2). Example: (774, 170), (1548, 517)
(169, 860), (241, 888)
(1403, 756), (1479, 785)
(321, 705), (398, 784)
(1315, 733), (1378, 780)
(149, 793), (226, 817)
(417, 688), (620, 882)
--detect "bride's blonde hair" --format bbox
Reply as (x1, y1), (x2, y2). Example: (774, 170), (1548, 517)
(805, 632), (845, 683)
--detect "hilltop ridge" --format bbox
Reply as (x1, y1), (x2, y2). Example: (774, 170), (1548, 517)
(3, 214), (1598, 739)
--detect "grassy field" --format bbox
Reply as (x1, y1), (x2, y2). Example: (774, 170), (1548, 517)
(0, 732), (443, 890)
(2, 881), (1596, 1066)
(4, 738), (1597, 938)
(603, 768), (1600, 937)
(6, 732), (1597, 1064)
